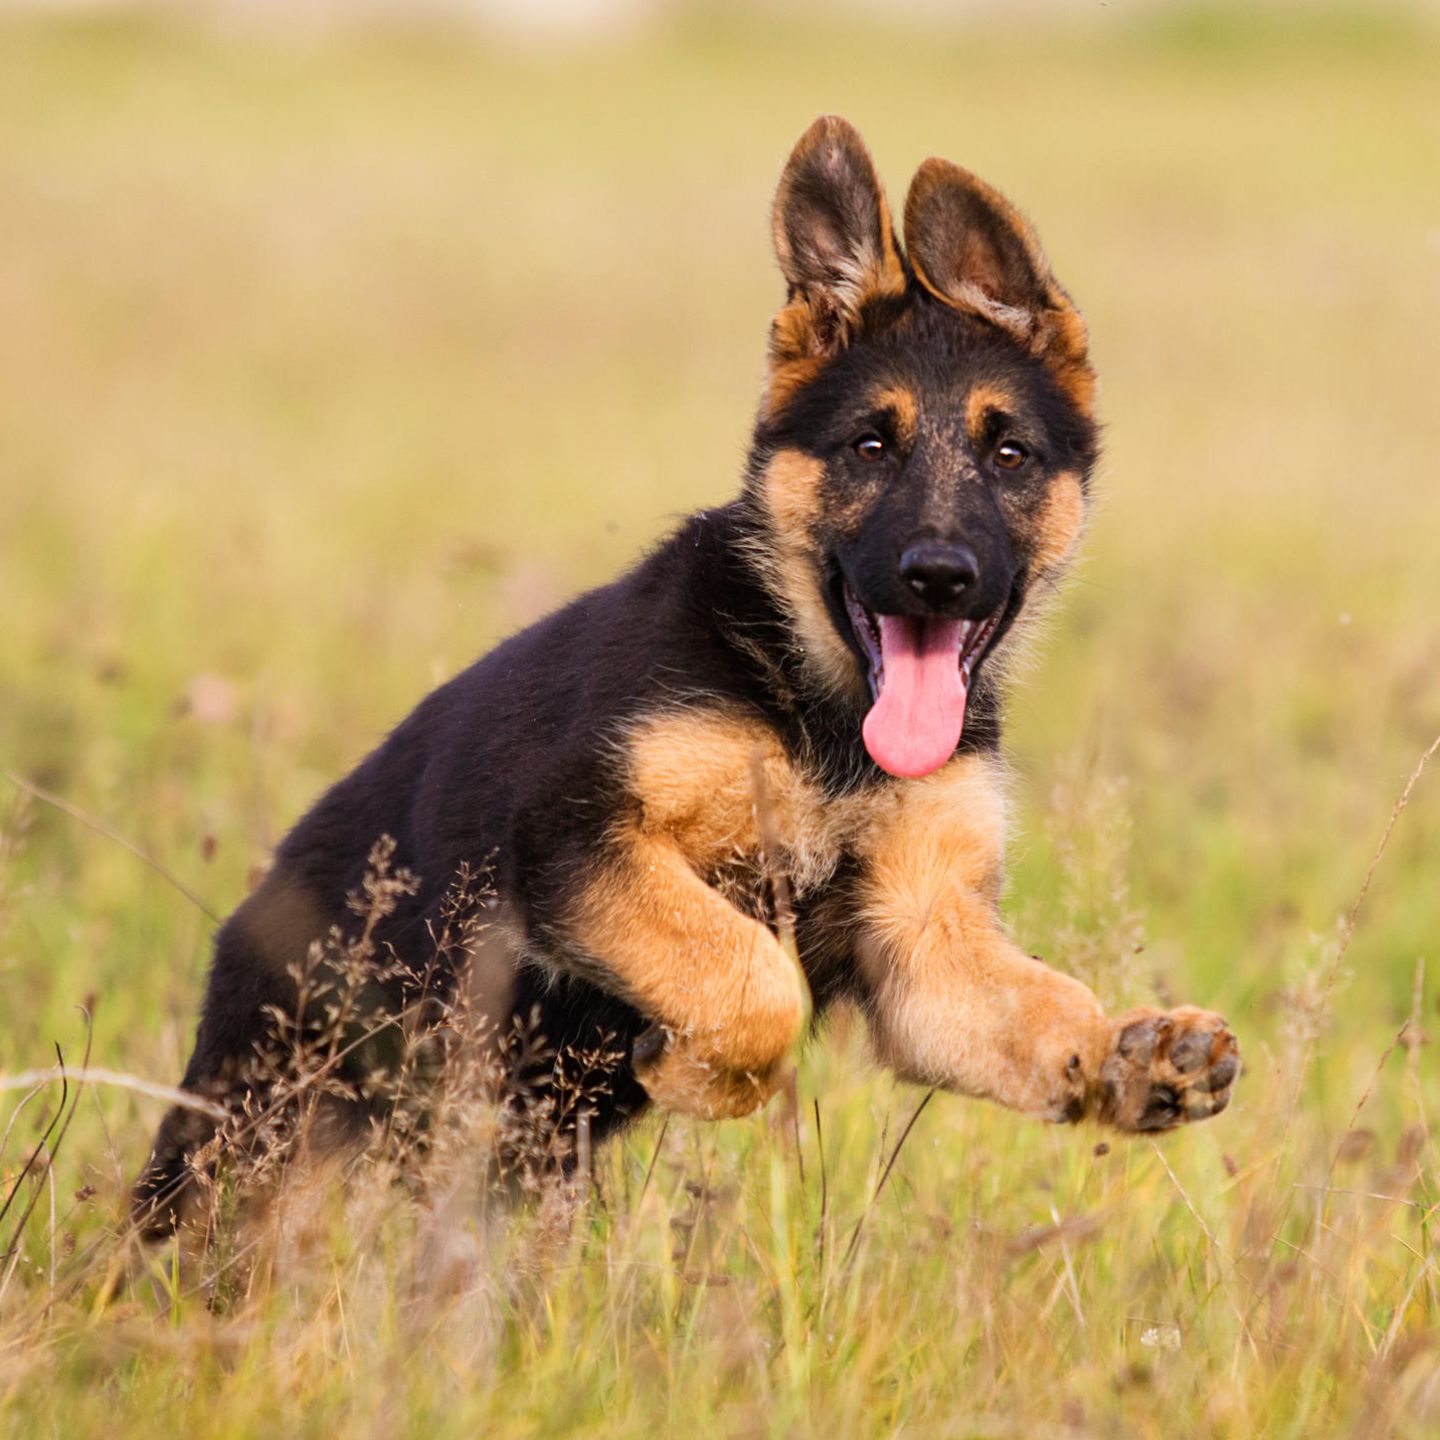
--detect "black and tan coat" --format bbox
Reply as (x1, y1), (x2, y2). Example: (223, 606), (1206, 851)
(137, 117), (1237, 1230)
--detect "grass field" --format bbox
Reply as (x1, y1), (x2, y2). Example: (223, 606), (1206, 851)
(3, 5), (1440, 1435)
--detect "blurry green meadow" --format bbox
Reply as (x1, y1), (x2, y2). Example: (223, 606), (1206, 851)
(3, 4), (1440, 1435)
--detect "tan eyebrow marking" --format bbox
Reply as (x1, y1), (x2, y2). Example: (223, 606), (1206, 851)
(964, 383), (1018, 447)
(872, 385), (919, 447)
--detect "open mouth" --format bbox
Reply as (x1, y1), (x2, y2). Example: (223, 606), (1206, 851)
(843, 582), (1003, 779)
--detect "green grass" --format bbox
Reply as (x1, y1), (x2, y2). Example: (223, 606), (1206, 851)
(4, 6), (1440, 1435)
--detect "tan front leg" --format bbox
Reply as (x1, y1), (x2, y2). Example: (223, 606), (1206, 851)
(857, 757), (1238, 1130)
(569, 828), (806, 1119)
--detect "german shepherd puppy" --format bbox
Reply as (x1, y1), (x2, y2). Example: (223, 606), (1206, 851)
(137, 117), (1238, 1230)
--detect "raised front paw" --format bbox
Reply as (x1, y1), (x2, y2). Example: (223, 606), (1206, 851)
(1096, 1006), (1239, 1132)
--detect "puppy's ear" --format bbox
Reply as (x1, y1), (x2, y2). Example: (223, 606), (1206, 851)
(904, 158), (1094, 411)
(769, 116), (905, 371)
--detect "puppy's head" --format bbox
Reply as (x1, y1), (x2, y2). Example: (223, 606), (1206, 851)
(746, 117), (1098, 779)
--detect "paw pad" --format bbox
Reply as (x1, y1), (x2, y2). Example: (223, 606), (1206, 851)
(1099, 1008), (1239, 1133)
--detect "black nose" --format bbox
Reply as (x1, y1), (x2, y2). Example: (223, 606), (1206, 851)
(898, 541), (979, 609)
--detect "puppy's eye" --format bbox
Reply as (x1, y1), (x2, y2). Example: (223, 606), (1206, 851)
(853, 434), (886, 461)
(994, 440), (1029, 471)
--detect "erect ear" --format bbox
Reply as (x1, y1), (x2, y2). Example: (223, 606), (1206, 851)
(904, 158), (1094, 412)
(769, 116), (905, 371)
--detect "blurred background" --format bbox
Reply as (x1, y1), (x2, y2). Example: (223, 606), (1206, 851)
(1, 0), (1438, 1115)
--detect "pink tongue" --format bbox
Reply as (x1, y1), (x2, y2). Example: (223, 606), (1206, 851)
(861, 615), (968, 778)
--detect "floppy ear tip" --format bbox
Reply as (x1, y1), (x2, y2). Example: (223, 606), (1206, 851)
(904, 157), (997, 242)
(906, 154), (960, 196)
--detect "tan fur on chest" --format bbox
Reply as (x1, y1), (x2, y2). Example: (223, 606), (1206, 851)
(625, 708), (861, 897)
(856, 754), (1009, 957)
(624, 709), (1006, 911)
